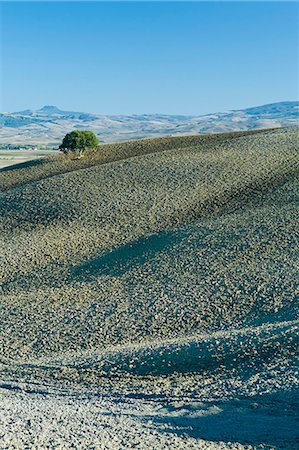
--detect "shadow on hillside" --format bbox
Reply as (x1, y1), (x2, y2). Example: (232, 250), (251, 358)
(72, 170), (298, 281)
(73, 229), (185, 278)
(145, 390), (299, 448)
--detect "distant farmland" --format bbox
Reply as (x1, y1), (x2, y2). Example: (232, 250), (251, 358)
(0, 148), (57, 169)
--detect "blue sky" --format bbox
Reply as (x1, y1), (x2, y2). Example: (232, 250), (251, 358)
(1, 1), (298, 115)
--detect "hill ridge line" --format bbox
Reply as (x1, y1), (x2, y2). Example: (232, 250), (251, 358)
(0, 128), (277, 193)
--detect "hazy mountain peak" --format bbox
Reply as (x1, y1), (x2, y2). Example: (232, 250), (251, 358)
(39, 105), (62, 113)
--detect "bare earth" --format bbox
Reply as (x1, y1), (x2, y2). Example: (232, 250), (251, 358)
(0, 128), (298, 449)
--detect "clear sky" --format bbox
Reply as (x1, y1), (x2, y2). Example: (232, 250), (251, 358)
(1, 1), (298, 115)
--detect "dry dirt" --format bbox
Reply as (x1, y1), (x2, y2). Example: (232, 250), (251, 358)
(0, 127), (298, 449)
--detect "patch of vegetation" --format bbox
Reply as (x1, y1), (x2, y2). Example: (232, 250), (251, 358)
(59, 130), (99, 154)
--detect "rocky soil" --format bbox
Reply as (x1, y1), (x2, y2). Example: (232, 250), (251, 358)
(0, 127), (298, 449)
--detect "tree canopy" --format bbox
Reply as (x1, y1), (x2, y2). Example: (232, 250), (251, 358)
(59, 130), (99, 152)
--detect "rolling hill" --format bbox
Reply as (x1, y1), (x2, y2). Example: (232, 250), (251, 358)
(0, 127), (298, 449)
(0, 101), (298, 145)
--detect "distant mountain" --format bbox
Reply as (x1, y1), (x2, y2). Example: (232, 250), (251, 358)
(243, 101), (299, 116)
(38, 105), (65, 114)
(13, 105), (97, 121)
(1, 101), (298, 145)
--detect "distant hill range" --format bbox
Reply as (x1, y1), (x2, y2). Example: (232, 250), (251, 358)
(0, 101), (298, 145)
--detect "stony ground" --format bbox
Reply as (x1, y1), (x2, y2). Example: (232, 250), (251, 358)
(0, 127), (298, 449)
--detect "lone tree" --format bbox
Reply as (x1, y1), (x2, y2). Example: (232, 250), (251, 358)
(59, 130), (99, 154)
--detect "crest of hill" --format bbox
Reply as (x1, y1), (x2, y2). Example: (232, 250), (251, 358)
(0, 127), (298, 353)
(0, 127), (297, 374)
(0, 128), (274, 192)
(0, 126), (298, 450)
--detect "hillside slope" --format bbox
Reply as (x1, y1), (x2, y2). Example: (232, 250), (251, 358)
(0, 128), (269, 192)
(0, 127), (298, 449)
(0, 101), (298, 145)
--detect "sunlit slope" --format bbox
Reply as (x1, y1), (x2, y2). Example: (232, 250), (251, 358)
(0, 129), (269, 192)
(0, 127), (298, 365)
